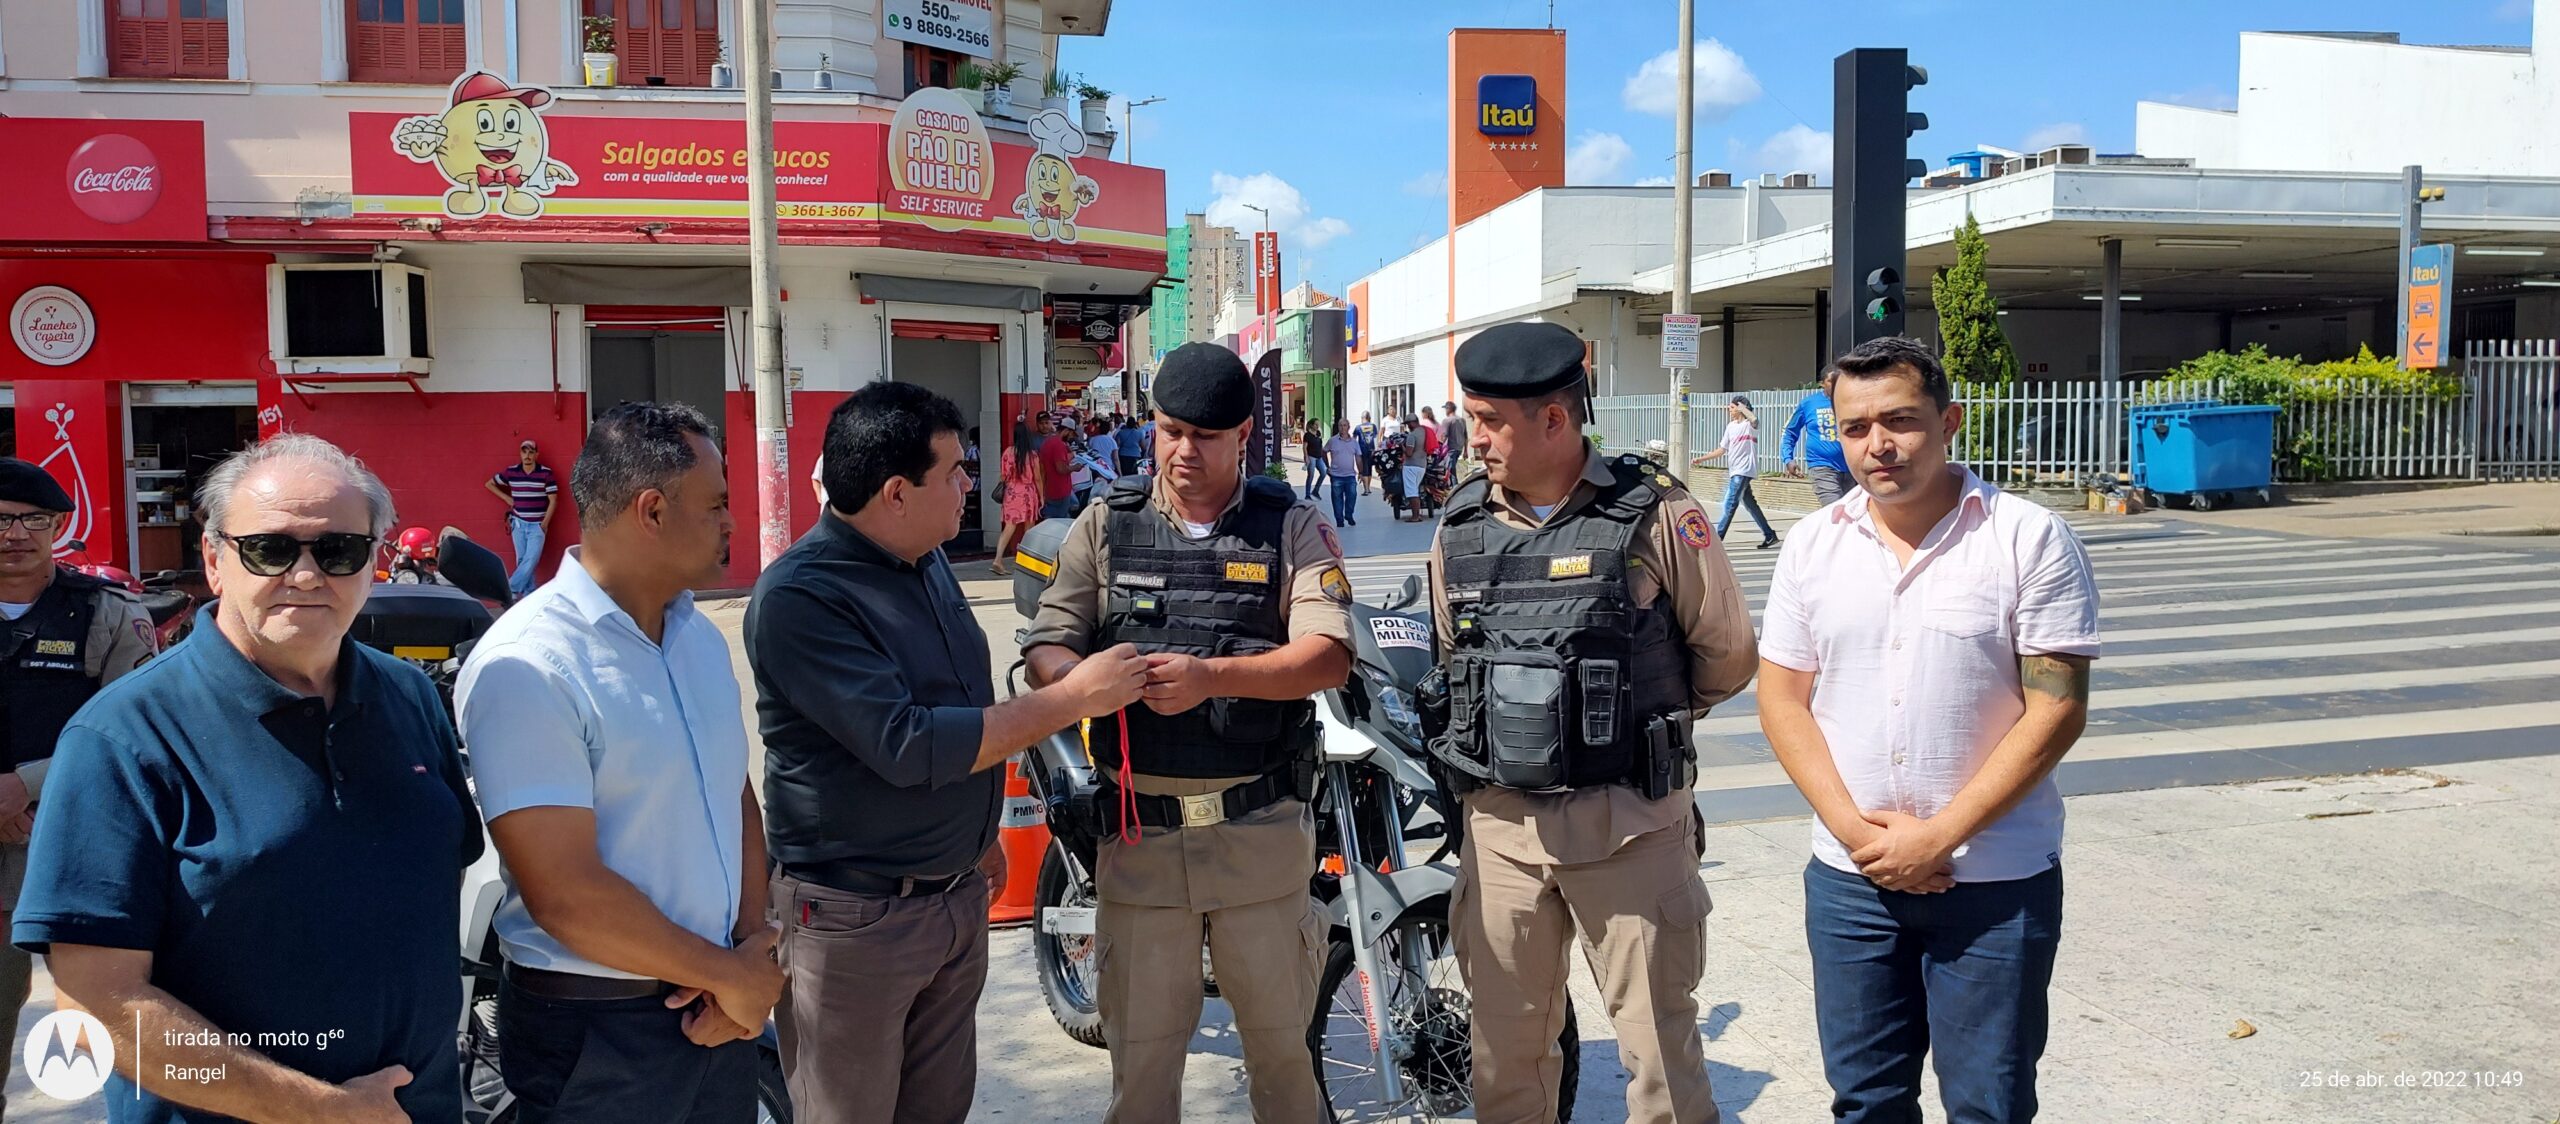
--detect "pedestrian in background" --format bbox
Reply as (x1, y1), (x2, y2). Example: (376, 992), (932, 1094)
(1398, 415), (1431, 522)
(991, 418), (1046, 576)
(18, 435), (479, 1124)
(1440, 400), (1471, 477)
(486, 438), (559, 599)
(1695, 395), (1778, 549)
(748, 383), (1150, 1124)
(1022, 343), (1353, 1123)
(1757, 337), (2097, 1124)
(1301, 418), (1328, 499)
(1354, 411), (1380, 494)
(1427, 324), (1756, 1123)
(1116, 412), (1147, 475)
(1782, 378), (1852, 506)
(1324, 419), (1363, 527)
(0, 459), (159, 1106)
(1038, 416), (1079, 520)
(458, 403), (779, 1123)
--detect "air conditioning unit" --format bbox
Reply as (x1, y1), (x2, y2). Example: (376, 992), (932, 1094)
(267, 263), (431, 375)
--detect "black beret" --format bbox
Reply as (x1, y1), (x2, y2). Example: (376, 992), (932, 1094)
(1455, 322), (1589, 399)
(1151, 342), (1256, 429)
(0, 458), (73, 512)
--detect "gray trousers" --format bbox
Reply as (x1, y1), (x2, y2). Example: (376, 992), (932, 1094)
(1809, 464), (1852, 506)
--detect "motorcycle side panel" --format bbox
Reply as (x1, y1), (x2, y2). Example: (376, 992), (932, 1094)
(1326, 860), (1458, 937)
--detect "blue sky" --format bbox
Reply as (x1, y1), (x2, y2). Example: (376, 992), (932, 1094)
(1061, 0), (2532, 295)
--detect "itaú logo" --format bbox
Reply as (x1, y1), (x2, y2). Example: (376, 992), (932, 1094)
(65, 134), (164, 225)
(1476, 74), (1537, 136)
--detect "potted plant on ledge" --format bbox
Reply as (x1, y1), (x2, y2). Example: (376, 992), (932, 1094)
(710, 38), (733, 88)
(982, 60), (1025, 118)
(1077, 80), (1112, 136)
(1042, 68), (1074, 114)
(815, 52), (834, 90)
(953, 62), (987, 112)
(581, 15), (617, 87)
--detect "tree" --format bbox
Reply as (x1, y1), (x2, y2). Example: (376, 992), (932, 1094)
(1934, 212), (2021, 385)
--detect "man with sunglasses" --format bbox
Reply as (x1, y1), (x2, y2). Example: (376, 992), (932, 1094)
(14, 436), (483, 1123)
(0, 458), (160, 1106)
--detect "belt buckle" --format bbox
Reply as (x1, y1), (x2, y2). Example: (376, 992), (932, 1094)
(1178, 792), (1227, 828)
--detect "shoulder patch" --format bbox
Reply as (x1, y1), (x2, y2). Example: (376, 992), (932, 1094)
(1320, 567), (1353, 604)
(1675, 507), (1715, 549)
(1316, 520), (1344, 561)
(135, 618), (158, 650)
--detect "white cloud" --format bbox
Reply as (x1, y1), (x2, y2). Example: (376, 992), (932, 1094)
(1622, 40), (1762, 120)
(2020, 122), (2090, 151)
(1750, 124), (1833, 181)
(1401, 170), (1447, 197)
(1633, 175), (1674, 187)
(1204, 171), (1350, 251)
(1566, 132), (1635, 185)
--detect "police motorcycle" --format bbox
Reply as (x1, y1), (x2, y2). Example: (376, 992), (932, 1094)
(1006, 515), (1578, 1120)
(410, 533), (793, 1123)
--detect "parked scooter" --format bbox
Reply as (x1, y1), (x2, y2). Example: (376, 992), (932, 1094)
(58, 538), (195, 648)
(1006, 521), (1578, 1120)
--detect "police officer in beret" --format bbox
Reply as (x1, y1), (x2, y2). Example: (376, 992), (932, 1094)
(1425, 323), (1757, 1123)
(1022, 342), (1354, 1121)
(0, 457), (157, 1093)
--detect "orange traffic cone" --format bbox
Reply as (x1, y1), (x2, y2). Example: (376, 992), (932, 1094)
(988, 756), (1050, 927)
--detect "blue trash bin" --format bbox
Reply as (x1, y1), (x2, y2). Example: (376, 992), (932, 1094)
(2127, 401), (2282, 511)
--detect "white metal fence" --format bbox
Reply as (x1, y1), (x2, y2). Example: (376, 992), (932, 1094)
(1594, 350), (2558, 486)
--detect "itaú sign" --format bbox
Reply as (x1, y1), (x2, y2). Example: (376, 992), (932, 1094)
(1476, 74), (1537, 136)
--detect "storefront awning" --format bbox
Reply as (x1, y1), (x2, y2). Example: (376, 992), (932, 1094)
(856, 274), (1042, 312)
(523, 263), (750, 307)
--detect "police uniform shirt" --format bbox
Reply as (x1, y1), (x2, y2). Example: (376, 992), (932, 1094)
(3, 576), (157, 801)
(1023, 477), (1355, 911)
(1427, 449), (1758, 865)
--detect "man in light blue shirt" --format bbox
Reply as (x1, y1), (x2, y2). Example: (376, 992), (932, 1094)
(456, 402), (780, 1124)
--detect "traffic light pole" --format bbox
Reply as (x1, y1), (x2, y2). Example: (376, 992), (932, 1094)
(1665, 0), (1696, 474)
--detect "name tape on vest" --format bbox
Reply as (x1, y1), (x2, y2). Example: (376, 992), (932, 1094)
(1549, 555), (1593, 579)
(1225, 561), (1271, 584)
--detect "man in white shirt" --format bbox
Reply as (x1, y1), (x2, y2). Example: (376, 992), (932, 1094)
(1755, 336), (2098, 1124)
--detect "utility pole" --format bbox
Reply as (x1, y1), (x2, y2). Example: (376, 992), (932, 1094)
(1123, 95), (1164, 165)
(1666, 0), (1695, 472)
(2395, 164), (2421, 364)
(743, 0), (787, 568)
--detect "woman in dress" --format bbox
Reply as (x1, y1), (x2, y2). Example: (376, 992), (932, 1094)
(992, 419), (1045, 576)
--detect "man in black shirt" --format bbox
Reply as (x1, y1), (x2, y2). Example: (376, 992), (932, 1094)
(744, 383), (1148, 1124)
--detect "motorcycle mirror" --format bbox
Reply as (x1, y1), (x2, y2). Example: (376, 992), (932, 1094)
(1385, 573), (1424, 612)
(61, 539), (86, 553)
(435, 528), (515, 608)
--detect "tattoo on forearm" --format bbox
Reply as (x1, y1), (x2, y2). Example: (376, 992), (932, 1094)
(2021, 654), (2091, 704)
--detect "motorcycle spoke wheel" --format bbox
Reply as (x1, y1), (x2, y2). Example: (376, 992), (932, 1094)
(1311, 916), (1473, 1121)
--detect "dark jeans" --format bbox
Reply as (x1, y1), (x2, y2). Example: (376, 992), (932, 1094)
(497, 980), (758, 1123)
(1303, 457), (1326, 496)
(1804, 860), (2064, 1124)
(1715, 474), (1776, 542)
(1040, 497), (1073, 520)
(1329, 473), (1357, 525)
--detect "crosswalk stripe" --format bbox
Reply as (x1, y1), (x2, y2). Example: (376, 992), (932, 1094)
(2086, 541), (2434, 565)
(1692, 701), (2560, 791)
(2104, 623), (2560, 669)
(2101, 577), (2560, 619)
(2081, 535), (2300, 554)
(1691, 657), (2560, 738)
(2104, 598), (2560, 643)
(2100, 561), (2559, 599)
(2092, 550), (2526, 580)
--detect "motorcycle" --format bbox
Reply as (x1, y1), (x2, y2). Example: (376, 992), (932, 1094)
(58, 538), (196, 648)
(1006, 523), (1578, 1120)
(358, 531), (791, 1124)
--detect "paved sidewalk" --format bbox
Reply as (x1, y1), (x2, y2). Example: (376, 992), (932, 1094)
(2145, 481), (2560, 541)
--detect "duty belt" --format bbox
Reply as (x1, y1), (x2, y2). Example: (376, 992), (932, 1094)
(1100, 771), (1294, 833)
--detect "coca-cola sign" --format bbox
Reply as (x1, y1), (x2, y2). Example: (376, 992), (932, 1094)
(64, 134), (163, 225)
(11, 286), (97, 367)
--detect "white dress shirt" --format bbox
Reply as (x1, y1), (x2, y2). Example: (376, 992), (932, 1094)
(1759, 465), (2101, 883)
(456, 548), (749, 977)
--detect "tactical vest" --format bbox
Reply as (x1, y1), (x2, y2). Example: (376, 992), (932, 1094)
(3, 568), (112, 771)
(1091, 474), (1315, 779)
(1430, 458), (1693, 791)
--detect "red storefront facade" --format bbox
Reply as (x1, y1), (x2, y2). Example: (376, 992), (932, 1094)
(3, 87), (1165, 587)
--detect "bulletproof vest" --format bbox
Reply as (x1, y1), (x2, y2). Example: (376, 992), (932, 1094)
(1431, 458), (1692, 791)
(3, 568), (112, 771)
(1091, 474), (1315, 779)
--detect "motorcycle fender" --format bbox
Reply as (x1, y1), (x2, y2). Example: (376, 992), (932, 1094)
(1326, 860), (1458, 938)
(458, 828), (505, 962)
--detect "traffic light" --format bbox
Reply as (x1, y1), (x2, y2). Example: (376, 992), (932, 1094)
(1864, 266), (1902, 323)
(1831, 49), (1926, 350)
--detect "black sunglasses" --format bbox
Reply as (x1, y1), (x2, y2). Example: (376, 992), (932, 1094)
(214, 532), (379, 577)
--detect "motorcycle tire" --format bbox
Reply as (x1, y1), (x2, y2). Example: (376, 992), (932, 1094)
(1309, 897), (1578, 1121)
(1033, 845), (1111, 1049)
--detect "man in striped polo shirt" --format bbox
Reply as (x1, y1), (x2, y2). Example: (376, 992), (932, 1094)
(485, 439), (558, 598)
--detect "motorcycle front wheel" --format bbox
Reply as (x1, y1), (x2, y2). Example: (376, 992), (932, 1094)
(1308, 898), (1579, 1122)
(1033, 845), (1110, 1048)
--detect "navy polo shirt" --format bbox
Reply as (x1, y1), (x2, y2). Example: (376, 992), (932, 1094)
(13, 608), (482, 1124)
